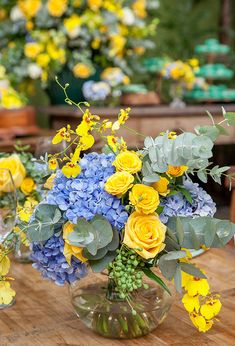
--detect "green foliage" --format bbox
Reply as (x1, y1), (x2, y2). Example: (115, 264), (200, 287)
(142, 268), (171, 295)
(68, 215), (119, 272)
(25, 204), (63, 242)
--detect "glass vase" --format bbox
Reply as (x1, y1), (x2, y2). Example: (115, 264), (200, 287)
(14, 242), (32, 263)
(170, 82), (186, 108)
(69, 270), (173, 339)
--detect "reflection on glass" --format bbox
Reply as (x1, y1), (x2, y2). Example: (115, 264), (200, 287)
(0, 169), (17, 244)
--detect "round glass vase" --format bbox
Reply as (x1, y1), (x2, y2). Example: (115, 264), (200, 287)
(169, 82), (186, 108)
(14, 242), (32, 263)
(69, 270), (173, 339)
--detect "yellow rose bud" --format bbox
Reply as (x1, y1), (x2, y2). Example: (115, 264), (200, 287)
(113, 151), (142, 174)
(0, 154), (26, 191)
(20, 177), (36, 195)
(123, 211), (166, 259)
(104, 171), (134, 198)
(129, 184), (159, 214)
(152, 177), (170, 196)
(63, 222), (87, 264)
(167, 165), (188, 177)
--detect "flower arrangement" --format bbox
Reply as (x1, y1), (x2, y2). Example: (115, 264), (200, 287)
(0, 65), (26, 109)
(21, 79), (235, 338)
(0, 146), (48, 305)
(0, 0), (157, 89)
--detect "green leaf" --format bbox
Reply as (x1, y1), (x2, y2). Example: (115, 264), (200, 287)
(178, 187), (193, 204)
(215, 124), (229, 136)
(142, 268), (171, 295)
(159, 256), (178, 281)
(89, 251), (116, 272)
(107, 229), (119, 252)
(83, 247), (108, 260)
(143, 173), (160, 184)
(195, 125), (219, 142)
(174, 264), (182, 294)
(197, 170), (208, 183)
(176, 217), (184, 246)
(156, 205), (165, 215)
(35, 204), (61, 223)
(189, 224), (201, 250)
(27, 221), (54, 242)
(163, 250), (186, 261)
(204, 221), (216, 247)
(91, 215), (113, 249)
(180, 262), (206, 279)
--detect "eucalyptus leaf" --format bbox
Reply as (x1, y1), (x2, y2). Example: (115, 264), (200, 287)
(159, 256), (177, 281)
(180, 262), (206, 279)
(90, 251), (116, 272)
(174, 264), (182, 294)
(163, 250), (186, 261)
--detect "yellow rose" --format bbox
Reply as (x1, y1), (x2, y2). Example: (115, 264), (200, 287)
(0, 154), (26, 192)
(47, 0), (67, 17)
(24, 42), (43, 59)
(20, 177), (36, 195)
(129, 184), (159, 214)
(167, 165), (188, 177)
(123, 211), (166, 259)
(73, 63), (92, 78)
(104, 171), (134, 198)
(152, 177), (170, 196)
(63, 222), (87, 264)
(113, 151), (142, 174)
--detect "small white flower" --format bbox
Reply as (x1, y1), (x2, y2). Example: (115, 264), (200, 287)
(122, 8), (135, 26)
(10, 6), (25, 21)
(67, 27), (80, 39)
(27, 64), (42, 79)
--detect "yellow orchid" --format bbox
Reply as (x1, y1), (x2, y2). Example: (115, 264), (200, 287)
(190, 312), (213, 333)
(52, 126), (72, 144)
(79, 134), (95, 151)
(0, 254), (10, 276)
(200, 297), (222, 320)
(0, 281), (16, 306)
(62, 162), (81, 178)
(182, 293), (200, 313)
(185, 276), (210, 297)
(48, 158), (58, 171)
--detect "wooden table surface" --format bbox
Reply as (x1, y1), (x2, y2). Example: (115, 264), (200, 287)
(1, 246), (235, 346)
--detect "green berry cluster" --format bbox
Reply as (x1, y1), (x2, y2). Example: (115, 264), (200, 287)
(108, 247), (148, 299)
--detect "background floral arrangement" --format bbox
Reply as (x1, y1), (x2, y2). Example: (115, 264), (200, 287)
(17, 79), (235, 337)
(0, 0), (157, 90)
(0, 146), (47, 305)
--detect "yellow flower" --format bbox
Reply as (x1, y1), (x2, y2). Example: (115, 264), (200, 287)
(167, 165), (188, 177)
(132, 0), (147, 18)
(111, 108), (130, 131)
(62, 162), (81, 178)
(129, 184), (160, 214)
(47, 0), (67, 17)
(63, 222), (87, 264)
(189, 313), (213, 333)
(14, 226), (29, 246)
(48, 158), (58, 171)
(0, 154), (26, 191)
(200, 297), (222, 320)
(113, 151), (142, 174)
(152, 177), (170, 196)
(0, 254), (10, 276)
(109, 34), (126, 57)
(0, 88), (24, 109)
(36, 53), (50, 67)
(91, 38), (101, 49)
(0, 281), (16, 306)
(25, 20), (34, 31)
(18, 0), (41, 18)
(20, 177), (36, 195)
(105, 171), (134, 198)
(88, 0), (102, 10)
(182, 293), (200, 313)
(107, 135), (119, 153)
(73, 63), (92, 79)
(47, 43), (66, 62)
(44, 173), (56, 190)
(134, 46), (145, 55)
(64, 14), (81, 38)
(79, 134), (95, 151)
(52, 126), (71, 144)
(18, 197), (38, 222)
(24, 42), (43, 59)
(185, 277), (210, 297)
(123, 211), (166, 259)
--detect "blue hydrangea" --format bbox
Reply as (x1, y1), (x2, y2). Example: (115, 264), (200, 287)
(46, 152), (128, 230)
(31, 234), (87, 286)
(160, 180), (216, 224)
(82, 80), (111, 101)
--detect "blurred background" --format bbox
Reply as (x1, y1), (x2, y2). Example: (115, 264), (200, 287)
(0, 0), (235, 219)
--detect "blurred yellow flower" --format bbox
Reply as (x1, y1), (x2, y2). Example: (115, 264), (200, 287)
(200, 297), (222, 320)
(167, 165), (188, 177)
(63, 222), (87, 264)
(47, 0), (68, 17)
(36, 53), (50, 67)
(64, 14), (81, 38)
(134, 46), (145, 55)
(20, 177), (36, 195)
(105, 171), (134, 198)
(0, 281), (16, 306)
(0, 88), (24, 110)
(113, 151), (142, 174)
(48, 158), (58, 171)
(123, 211), (166, 259)
(189, 313), (213, 333)
(73, 63), (92, 78)
(18, 0), (41, 18)
(132, 0), (147, 18)
(18, 197), (38, 223)
(129, 184), (160, 214)
(88, 0), (103, 10)
(62, 162), (81, 178)
(91, 38), (101, 50)
(0, 154), (26, 191)
(44, 173), (56, 190)
(152, 177), (170, 196)
(24, 42), (43, 59)
(0, 254), (10, 276)
(109, 34), (126, 57)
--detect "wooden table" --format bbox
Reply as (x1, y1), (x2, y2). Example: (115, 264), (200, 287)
(1, 246), (234, 346)
(39, 104), (235, 147)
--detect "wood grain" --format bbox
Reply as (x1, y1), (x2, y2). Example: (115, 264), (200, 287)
(0, 246), (235, 346)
